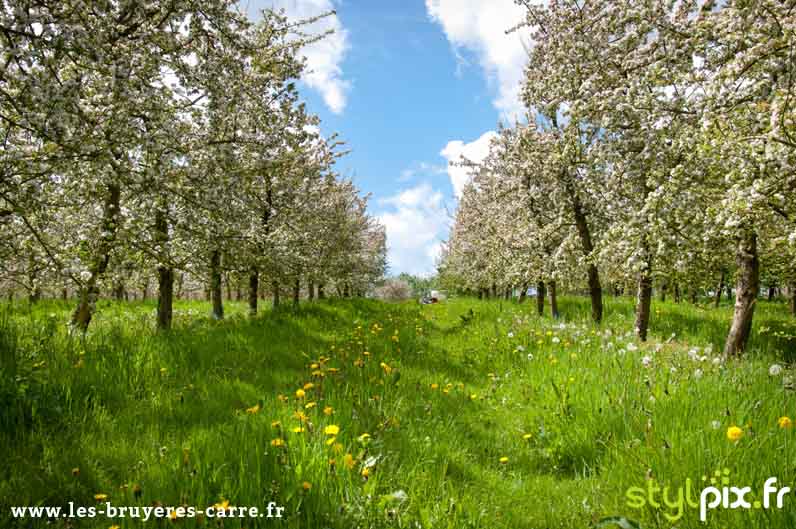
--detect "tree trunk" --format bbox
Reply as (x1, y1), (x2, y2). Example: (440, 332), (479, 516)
(714, 269), (726, 309)
(518, 283), (528, 303)
(768, 284), (776, 302)
(210, 250), (223, 320)
(71, 183), (121, 331)
(308, 281), (314, 301)
(570, 186), (603, 323)
(674, 283), (681, 303)
(634, 247), (653, 341)
(114, 282), (125, 301)
(724, 230), (760, 356)
(690, 287), (698, 304)
(549, 280), (559, 319)
(726, 284), (732, 301)
(491, 283), (497, 298)
(659, 282), (666, 302)
(536, 281), (545, 316)
(293, 278), (300, 307)
(790, 281), (796, 316)
(272, 280), (280, 308)
(225, 273), (232, 301)
(504, 287), (511, 300)
(176, 273), (184, 300)
(142, 278), (150, 301)
(62, 285), (68, 301)
(318, 283), (325, 299)
(157, 266), (174, 330)
(478, 289), (484, 300)
(248, 267), (259, 316)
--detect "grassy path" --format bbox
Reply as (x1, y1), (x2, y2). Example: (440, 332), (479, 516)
(2, 297), (795, 528)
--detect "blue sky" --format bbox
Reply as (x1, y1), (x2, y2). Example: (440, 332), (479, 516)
(245, 0), (531, 276)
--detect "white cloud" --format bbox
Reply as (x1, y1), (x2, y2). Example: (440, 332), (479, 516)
(439, 130), (498, 198)
(377, 183), (450, 276)
(425, 0), (531, 121)
(250, 0), (351, 114)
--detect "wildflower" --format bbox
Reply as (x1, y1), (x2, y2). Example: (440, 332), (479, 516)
(71, 468), (80, 476)
(94, 493), (108, 501)
(693, 369), (703, 380)
(245, 403), (261, 414)
(343, 453), (356, 469)
(363, 351), (370, 356)
(552, 336), (560, 344)
(271, 420), (282, 428)
(357, 433), (371, 442)
(380, 362), (392, 375)
(778, 416), (792, 429)
(295, 389), (306, 399)
(507, 332), (514, 338)
(292, 426), (305, 433)
(711, 420), (722, 430)
(293, 411), (308, 422)
(303, 382), (315, 390)
(323, 406), (333, 416)
(324, 425), (340, 436)
(499, 456), (509, 464)
(470, 394), (478, 400)
(727, 426), (744, 442)
(641, 356), (652, 367)
(213, 500), (230, 511)
(277, 394), (288, 403)
(430, 383), (439, 390)
(326, 437), (337, 445)
(523, 433), (532, 440)
(305, 402), (317, 409)
(769, 364), (784, 377)
(302, 482), (312, 491)
(310, 363), (319, 369)
(110, 526), (120, 529)
(361, 467), (370, 478)
(270, 438), (285, 447)
(627, 343), (638, 352)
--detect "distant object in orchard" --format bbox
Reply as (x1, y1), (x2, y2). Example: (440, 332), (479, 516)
(420, 290), (446, 304)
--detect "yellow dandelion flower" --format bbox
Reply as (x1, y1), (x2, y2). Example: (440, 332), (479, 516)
(303, 382), (315, 390)
(778, 416), (792, 429)
(271, 420), (281, 428)
(293, 410), (308, 422)
(430, 383), (439, 390)
(727, 426), (744, 442)
(343, 453), (356, 469)
(499, 457), (509, 464)
(213, 500), (230, 511)
(271, 438), (285, 447)
(302, 481), (312, 491)
(94, 493), (108, 501)
(327, 367), (339, 374)
(326, 436), (337, 445)
(324, 424), (340, 436)
(523, 433), (532, 440)
(245, 403), (261, 414)
(323, 406), (334, 416)
(305, 402), (317, 409)
(358, 432), (371, 442)
(363, 351), (370, 356)
(292, 426), (305, 433)
(333, 442), (344, 453)
(380, 362), (392, 374)
(295, 389), (306, 399)
(361, 467), (370, 478)
(277, 394), (288, 403)
(310, 363), (319, 369)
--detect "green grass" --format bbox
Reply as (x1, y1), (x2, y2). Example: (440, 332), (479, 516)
(2, 295), (796, 528)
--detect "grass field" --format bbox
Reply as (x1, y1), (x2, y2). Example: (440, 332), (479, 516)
(2, 296), (796, 528)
